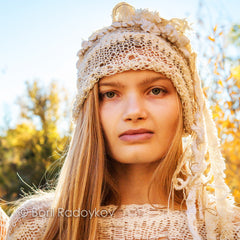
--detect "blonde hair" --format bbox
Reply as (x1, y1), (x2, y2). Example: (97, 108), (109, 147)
(42, 84), (104, 239)
(42, 79), (186, 240)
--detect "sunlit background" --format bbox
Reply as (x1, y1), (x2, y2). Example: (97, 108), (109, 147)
(0, 0), (240, 206)
(0, 0), (239, 127)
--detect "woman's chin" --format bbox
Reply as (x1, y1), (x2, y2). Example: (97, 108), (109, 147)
(112, 152), (162, 165)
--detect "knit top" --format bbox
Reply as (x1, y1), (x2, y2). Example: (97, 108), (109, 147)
(6, 193), (240, 240)
(0, 207), (9, 240)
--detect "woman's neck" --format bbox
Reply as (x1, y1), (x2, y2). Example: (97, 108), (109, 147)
(113, 161), (167, 205)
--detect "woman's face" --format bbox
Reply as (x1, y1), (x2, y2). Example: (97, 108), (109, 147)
(99, 70), (180, 164)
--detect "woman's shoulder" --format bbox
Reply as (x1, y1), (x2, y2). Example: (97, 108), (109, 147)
(0, 207), (9, 239)
(6, 191), (54, 240)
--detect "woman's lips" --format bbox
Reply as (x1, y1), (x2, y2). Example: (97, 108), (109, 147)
(119, 129), (154, 142)
(119, 132), (153, 142)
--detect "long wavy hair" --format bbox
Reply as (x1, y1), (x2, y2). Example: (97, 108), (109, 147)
(42, 80), (184, 240)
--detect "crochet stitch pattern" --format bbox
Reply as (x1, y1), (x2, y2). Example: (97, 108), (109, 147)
(72, 2), (196, 134)
(6, 194), (240, 239)
(0, 207), (9, 240)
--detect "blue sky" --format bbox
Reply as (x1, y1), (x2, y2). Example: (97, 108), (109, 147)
(0, 0), (239, 129)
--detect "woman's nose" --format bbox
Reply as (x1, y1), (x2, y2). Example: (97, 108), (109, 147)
(122, 93), (147, 122)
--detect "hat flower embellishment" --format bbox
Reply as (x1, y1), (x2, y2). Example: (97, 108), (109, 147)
(76, 2), (193, 64)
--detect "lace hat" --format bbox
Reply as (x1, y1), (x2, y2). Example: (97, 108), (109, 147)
(72, 2), (195, 134)
(72, 2), (234, 239)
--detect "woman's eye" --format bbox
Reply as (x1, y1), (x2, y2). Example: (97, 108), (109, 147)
(150, 88), (166, 95)
(104, 91), (116, 98)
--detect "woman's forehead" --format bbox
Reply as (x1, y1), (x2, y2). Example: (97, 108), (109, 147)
(99, 70), (171, 85)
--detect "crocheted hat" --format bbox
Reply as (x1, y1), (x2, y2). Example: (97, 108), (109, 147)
(73, 2), (234, 239)
(72, 2), (195, 134)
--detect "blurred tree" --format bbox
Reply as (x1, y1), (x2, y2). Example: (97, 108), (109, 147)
(216, 25), (240, 203)
(0, 80), (71, 203)
(199, 22), (240, 202)
(194, 0), (240, 202)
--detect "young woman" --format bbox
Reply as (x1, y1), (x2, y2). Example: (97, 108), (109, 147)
(6, 2), (240, 239)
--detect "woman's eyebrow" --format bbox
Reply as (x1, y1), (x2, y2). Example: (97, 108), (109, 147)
(139, 76), (170, 86)
(99, 81), (125, 88)
(99, 76), (170, 88)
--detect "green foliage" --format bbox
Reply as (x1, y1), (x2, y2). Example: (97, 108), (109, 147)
(0, 80), (71, 202)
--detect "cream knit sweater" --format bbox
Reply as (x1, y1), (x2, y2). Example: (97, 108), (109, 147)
(0, 207), (9, 240)
(6, 193), (240, 239)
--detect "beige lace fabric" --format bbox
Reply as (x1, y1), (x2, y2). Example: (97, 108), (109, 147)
(72, 4), (195, 134)
(6, 193), (240, 240)
(6, 194), (51, 240)
(73, 30), (194, 134)
(0, 207), (9, 240)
